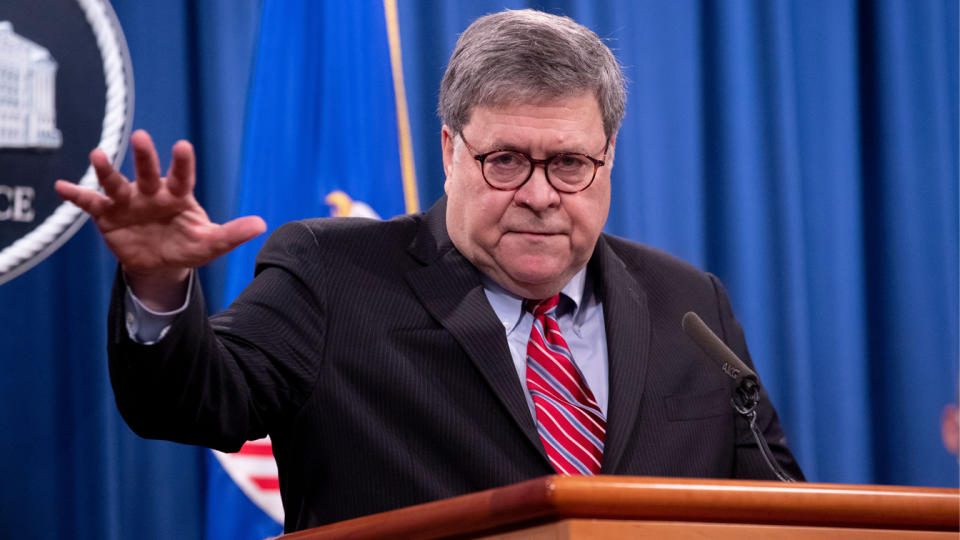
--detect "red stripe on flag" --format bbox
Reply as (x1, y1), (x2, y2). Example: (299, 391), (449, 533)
(237, 442), (274, 456)
(251, 476), (280, 490)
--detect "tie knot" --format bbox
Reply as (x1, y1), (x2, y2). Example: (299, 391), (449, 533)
(526, 294), (561, 317)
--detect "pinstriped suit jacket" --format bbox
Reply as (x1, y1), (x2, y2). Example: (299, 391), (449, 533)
(107, 196), (802, 531)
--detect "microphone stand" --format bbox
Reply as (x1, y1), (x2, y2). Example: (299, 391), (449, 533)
(730, 377), (796, 483)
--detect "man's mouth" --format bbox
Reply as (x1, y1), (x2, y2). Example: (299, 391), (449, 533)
(507, 230), (566, 242)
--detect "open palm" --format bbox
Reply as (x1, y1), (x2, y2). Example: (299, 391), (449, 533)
(55, 130), (265, 304)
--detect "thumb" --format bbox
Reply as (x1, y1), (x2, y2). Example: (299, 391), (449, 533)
(217, 215), (267, 252)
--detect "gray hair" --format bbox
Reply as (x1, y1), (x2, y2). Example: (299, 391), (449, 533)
(438, 9), (626, 141)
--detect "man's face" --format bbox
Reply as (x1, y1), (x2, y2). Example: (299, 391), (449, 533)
(442, 92), (613, 299)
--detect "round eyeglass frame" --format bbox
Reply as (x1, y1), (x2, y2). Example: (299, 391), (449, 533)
(460, 133), (608, 193)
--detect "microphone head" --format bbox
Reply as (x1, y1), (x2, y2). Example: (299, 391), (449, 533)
(681, 311), (759, 385)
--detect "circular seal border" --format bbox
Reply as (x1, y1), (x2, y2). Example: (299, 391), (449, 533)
(0, 0), (134, 286)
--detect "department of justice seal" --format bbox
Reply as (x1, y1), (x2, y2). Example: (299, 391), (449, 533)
(0, 0), (133, 285)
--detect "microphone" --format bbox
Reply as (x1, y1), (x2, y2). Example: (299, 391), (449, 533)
(681, 311), (758, 387)
(681, 311), (795, 482)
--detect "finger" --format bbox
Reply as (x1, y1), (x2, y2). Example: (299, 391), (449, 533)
(211, 216), (267, 255)
(55, 180), (113, 216)
(131, 130), (162, 194)
(166, 140), (196, 197)
(90, 149), (132, 204)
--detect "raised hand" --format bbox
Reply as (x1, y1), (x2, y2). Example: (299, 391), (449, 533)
(55, 130), (266, 310)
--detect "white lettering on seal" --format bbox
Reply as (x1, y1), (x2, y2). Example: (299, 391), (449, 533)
(0, 185), (36, 222)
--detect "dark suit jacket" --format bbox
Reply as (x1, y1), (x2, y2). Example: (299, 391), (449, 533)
(108, 197), (803, 531)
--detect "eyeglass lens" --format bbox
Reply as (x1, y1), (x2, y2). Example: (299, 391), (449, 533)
(483, 151), (595, 190)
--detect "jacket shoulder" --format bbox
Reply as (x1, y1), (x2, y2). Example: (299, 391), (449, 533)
(596, 233), (732, 326)
(297, 212), (422, 245)
(256, 213), (420, 258)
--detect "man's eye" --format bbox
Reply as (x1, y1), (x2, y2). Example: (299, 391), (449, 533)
(552, 154), (589, 171)
(488, 152), (525, 168)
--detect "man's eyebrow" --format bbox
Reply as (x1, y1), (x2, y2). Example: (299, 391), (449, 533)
(478, 137), (526, 151)
(484, 140), (595, 155)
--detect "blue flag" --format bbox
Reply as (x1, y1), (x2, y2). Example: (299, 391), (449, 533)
(207, 1), (417, 537)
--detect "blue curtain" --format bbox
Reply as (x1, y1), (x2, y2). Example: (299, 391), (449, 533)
(0, 1), (955, 538)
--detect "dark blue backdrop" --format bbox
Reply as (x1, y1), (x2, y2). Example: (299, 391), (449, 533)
(0, 1), (956, 538)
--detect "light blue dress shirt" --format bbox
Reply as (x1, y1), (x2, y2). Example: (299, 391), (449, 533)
(123, 270), (194, 344)
(481, 268), (609, 419)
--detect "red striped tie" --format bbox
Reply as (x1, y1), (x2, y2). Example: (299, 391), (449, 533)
(525, 295), (605, 475)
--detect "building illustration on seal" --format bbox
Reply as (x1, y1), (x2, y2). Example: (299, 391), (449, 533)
(0, 21), (62, 150)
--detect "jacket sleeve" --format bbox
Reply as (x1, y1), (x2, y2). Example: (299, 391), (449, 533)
(107, 221), (327, 452)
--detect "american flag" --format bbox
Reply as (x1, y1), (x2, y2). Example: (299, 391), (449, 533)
(212, 437), (283, 523)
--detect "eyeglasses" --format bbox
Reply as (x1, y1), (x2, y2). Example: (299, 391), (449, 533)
(460, 134), (608, 193)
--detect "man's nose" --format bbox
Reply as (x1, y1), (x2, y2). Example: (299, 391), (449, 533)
(515, 164), (561, 209)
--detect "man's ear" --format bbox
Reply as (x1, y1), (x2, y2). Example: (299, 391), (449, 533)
(605, 133), (617, 166)
(441, 125), (455, 192)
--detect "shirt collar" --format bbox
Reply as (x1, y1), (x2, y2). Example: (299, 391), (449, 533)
(481, 267), (589, 333)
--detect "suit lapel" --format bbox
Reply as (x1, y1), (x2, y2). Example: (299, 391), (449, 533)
(592, 235), (651, 474)
(404, 198), (548, 463)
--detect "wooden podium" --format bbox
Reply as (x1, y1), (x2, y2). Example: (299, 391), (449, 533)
(281, 475), (959, 539)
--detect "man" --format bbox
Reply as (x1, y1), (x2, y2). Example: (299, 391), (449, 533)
(56, 9), (802, 532)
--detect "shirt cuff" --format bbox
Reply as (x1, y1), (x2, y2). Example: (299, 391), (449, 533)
(123, 270), (194, 345)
